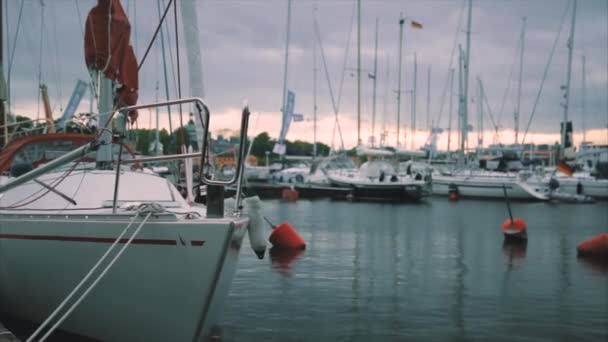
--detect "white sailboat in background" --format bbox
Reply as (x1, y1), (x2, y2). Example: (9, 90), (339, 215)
(429, 0), (551, 200)
(324, 4), (429, 202)
(0, 1), (256, 341)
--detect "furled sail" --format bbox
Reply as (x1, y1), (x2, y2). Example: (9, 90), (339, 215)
(84, 0), (138, 121)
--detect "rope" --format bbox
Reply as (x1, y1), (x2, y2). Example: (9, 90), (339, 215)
(138, 0), (174, 71)
(28, 204), (161, 342)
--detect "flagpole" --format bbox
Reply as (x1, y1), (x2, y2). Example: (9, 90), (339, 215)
(280, 0), (292, 149)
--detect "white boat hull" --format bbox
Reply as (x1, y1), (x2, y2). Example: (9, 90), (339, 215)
(0, 168), (249, 341)
(432, 175), (550, 200)
(552, 177), (608, 200)
(0, 214), (247, 341)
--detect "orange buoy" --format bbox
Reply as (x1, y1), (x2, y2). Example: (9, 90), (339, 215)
(501, 218), (528, 242)
(577, 233), (608, 258)
(269, 222), (306, 250)
(281, 188), (299, 202)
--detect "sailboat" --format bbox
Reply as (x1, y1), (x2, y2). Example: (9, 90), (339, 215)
(0, 1), (256, 341)
(429, 0), (551, 201)
(324, 6), (429, 202)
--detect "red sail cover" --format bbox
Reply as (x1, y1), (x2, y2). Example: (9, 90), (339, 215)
(84, 0), (138, 121)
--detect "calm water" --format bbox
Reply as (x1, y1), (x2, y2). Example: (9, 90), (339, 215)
(221, 198), (608, 341)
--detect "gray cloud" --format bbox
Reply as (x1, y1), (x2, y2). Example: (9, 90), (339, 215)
(5, 0), (608, 145)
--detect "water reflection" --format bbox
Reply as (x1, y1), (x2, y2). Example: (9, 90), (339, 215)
(502, 240), (527, 267)
(269, 247), (304, 277)
(577, 256), (608, 274)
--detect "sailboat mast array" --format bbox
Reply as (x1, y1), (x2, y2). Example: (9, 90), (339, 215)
(461, 0), (472, 159)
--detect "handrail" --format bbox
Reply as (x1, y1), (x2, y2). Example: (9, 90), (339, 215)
(199, 106), (251, 187)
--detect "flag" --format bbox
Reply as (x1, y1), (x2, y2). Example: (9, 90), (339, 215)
(411, 21), (423, 29)
(557, 161), (574, 177)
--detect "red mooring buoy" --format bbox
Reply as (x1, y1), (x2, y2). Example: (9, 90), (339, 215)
(282, 188), (299, 202)
(269, 222), (306, 250)
(577, 233), (608, 258)
(501, 218), (528, 241)
(449, 192), (458, 201)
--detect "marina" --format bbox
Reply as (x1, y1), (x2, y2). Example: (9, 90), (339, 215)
(0, 0), (606, 340)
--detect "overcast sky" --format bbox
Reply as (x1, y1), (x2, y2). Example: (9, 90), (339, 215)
(4, 0), (608, 149)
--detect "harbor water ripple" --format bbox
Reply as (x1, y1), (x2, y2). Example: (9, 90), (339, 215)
(222, 198), (608, 341)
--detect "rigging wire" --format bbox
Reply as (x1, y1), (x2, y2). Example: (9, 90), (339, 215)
(137, 0), (174, 71)
(432, 0), (466, 130)
(313, 1), (356, 152)
(162, 0), (179, 99)
(496, 35), (520, 131)
(522, 0), (571, 144)
(74, 0), (99, 108)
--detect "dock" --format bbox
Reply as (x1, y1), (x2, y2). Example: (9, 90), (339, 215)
(0, 321), (19, 342)
(243, 182), (353, 200)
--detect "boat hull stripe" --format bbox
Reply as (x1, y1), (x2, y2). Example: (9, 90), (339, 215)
(0, 233), (186, 246)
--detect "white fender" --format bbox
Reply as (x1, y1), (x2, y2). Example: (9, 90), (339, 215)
(243, 196), (267, 259)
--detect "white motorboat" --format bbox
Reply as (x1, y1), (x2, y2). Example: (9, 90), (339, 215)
(326, 158), (429, 202)
(432, 169), (551, 201)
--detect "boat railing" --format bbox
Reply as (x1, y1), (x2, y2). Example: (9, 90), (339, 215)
(117, 97), (250, 187)
(117, 98), (251, 211)
(0, 97), (252, 215)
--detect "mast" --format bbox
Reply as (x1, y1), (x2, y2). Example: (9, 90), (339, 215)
(426, 67), (431, 131)
(313, 11), (318, 158)
(561, 0), (577, 157)
(458, 44), (464, 162)
(180, 0), (206, 147)
(156, 0), (172, 134)
(0, 0), (7, 147)
(397, 15), (404, 147)
(411, 52), (417, 148)
(382, 54), (390, 147)
(357, 0), (361, 145)
(371, 18), (378, 147)
(581, 54), (586, 142)
(155, 81), (160, 155)
(477, 77), (483, 149)
(281, 0), (292, 145)
(514, 16), (526, 145)
(462, 0), (472, 160)
(447, 68), (454, 152)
